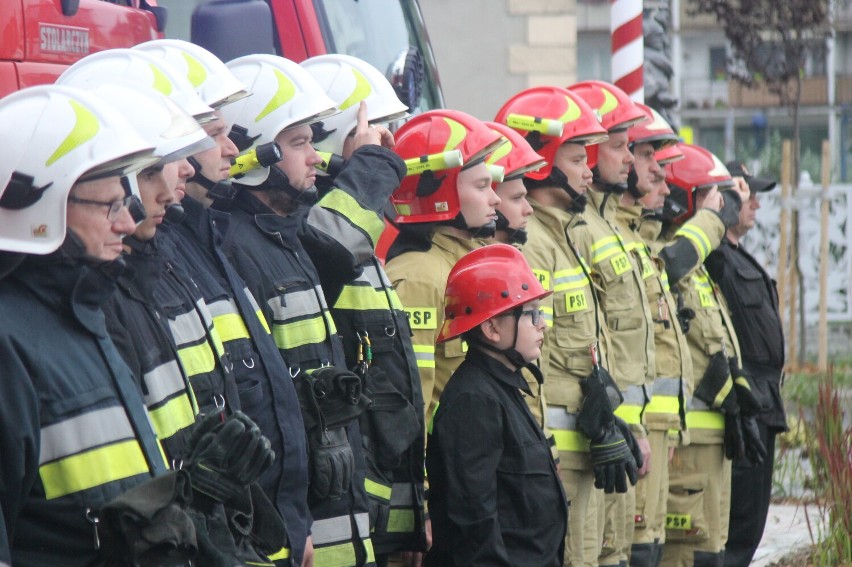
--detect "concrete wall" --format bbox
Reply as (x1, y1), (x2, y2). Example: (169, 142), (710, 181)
(419, 0), (578, 120)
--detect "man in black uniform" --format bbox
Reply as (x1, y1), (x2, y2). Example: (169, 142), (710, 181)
(704, 161), (786, 567)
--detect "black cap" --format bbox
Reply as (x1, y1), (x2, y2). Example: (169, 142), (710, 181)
(725, 160), (777, 192)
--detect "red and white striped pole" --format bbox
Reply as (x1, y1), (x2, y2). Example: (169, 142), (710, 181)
(611, 0), (644, 102)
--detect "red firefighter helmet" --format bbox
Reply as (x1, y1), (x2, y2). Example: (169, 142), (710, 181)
(567, 80), (647, 168)
(485, 121), (546, 181)
(391, 109), (505, 224)
(629, 103), (679, 150)
(664, 143), (734, 223)
(437, 244), (551, 343)
(655, 144), (684, 165)
(493, 86), (608, 181)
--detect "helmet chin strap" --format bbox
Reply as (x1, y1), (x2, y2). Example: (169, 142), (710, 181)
(445, 211), (497, 239)
(495, 210), (528, 245)
(592, 165), (628, 195)
(186, 156), (236, 203)
(549, 166), (588, 214)
(260, 165), (319, 206)
(625, 166), (644, 199)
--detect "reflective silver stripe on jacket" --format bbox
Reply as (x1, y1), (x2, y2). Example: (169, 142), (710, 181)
(268, 287), (325, 320)
(545, 406), (579, 431)
(651, 377), (681, 396)
(168, 305), (208, 346)
(142, 360), (187, 406)
(622, 384), (648, 405)
(40, 406), (134, 464)
(391, 482), (415, 507)
(312, 512), (371, 546)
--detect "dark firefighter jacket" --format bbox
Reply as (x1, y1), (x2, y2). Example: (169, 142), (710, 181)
(104, 236), (239, 463)
(426, 349), (568, 567)
(158, 196), (308, 564)
(0, 255), (167, 566)
(705, 238), (787, 430)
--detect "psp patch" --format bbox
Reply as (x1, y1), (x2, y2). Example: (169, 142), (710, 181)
(405, 307), (438, 329)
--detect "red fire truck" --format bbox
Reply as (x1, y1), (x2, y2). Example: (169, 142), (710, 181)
(0, 0), (443, 113)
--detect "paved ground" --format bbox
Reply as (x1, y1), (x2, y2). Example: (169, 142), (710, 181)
(750, 503), (826, 566)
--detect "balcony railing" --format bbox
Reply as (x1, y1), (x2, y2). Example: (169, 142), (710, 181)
(726, 76), (852, 108)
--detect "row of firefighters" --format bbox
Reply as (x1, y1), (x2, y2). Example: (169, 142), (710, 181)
(0, 38), (785, 567)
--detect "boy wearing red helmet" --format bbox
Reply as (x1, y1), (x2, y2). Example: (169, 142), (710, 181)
(425, 245), (567, 567)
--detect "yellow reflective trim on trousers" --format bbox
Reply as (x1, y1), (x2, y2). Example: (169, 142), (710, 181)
(334, 283), (402, 311)
(267, 546), (291, 561)
(40, 439), (149, 500)
(148, 395), (197, 439)
(413, 344), (435, 369)
(675, 224), (712, 261)
(320, 188), (385, 244)
(365, 477), (392, 500)
(388, 509), (416, 533)
(213, 313), (251, 343)
(614, 403), (643, 425)
(552, 429), (591, 452)
(272, 316), (328, 350)
(685, 410), (725, 430)
(643, 394), (680, 416)
(176, 342), (216, 377)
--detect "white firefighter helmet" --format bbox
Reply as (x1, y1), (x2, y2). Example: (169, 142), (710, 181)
(300, 53), (409, 154)
(57, 48), (215, 125)
(133, 39), (250, 109)
(219, 54), (338, 186)
(0, 85), (156, 254)
(65, 80), (215, 165)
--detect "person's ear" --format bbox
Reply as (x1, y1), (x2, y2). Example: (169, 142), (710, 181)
(479, 318), (502, 343)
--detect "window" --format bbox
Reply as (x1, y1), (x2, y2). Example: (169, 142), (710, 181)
(710, 46), (727, 81)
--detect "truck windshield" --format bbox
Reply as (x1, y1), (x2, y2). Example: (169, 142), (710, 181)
(313, 0), (443, 113)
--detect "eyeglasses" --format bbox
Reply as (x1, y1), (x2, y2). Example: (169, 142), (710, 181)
(519, 308), (545, 326)
(68, 195), (134, 222)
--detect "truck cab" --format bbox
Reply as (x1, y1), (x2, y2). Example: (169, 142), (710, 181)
(0, 0), (442, 114)
(0, 0), (164, 98)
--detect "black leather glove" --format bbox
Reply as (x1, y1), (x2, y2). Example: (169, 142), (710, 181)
(694, 352), (739, 414)
(723, 411), (745, 461)
(577, 366), (623, 441)
(615, 416), (644, 472)
(728, 358), (763, 416)
(713, 189), (743, 229)
(589, 421), (639, 494)
(740, 414), (767, 466)
(185, 411), (275, 504)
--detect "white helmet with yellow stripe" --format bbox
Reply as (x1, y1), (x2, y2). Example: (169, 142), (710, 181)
(300, 54), (409, 155)
(133, 39), (250, 110)
(219, 54), (339, 186)
(0, 85), (156, 254)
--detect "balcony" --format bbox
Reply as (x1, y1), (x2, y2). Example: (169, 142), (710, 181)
(726, 76), (852, 108)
